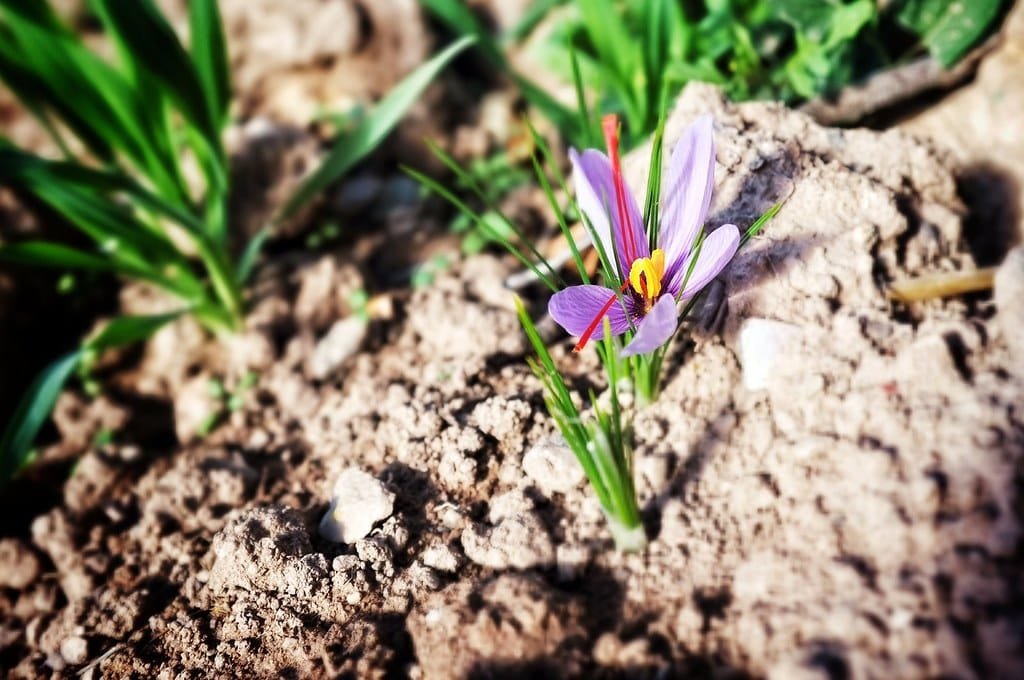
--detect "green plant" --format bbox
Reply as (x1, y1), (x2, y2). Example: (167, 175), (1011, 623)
(415, 100), (779, 548)
(196, 371), (259, 438)
(447, 151), (530, 254)
(427, 0), (1007, 147)
(0, 0), (471, 483)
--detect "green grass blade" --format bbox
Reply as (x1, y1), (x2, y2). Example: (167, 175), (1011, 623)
(0, 0), (66, 31)
(643, 110), (667, 249)
(236, 228), (269, 285)
(91, 0), (221, 153)
(86, 310), (183, 351)
(0, 9), (190, 202)
(421, 0), (582, 143)
(525, 122), (588, 284)
(506, 0), (566, 42)
(0, 309), (184, 483)
(569, 45), (598, 148)
(188, 0), (231, 128)
(0, 241), (114, 272)
(741, 202), (782, 246)
(278, 36), (473, 222)
(0, 350), (82, 484)
(422, 138), (564, 287)
(405, 165), (558, 292)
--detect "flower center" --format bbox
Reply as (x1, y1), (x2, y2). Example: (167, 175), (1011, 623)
(629, 249), (665, 312)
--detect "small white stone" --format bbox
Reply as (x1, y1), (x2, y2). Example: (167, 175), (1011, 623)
(318, 468), (395, 544)
(421, 543), (461, 573)
(60, 636), (88, 665)
(738, 318), (803, 391)
(308, 317), (367, 380)
(522, 437), (584, 495)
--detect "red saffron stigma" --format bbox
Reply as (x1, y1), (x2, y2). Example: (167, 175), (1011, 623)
(601, 114), (638, 266)
(572, 281), (630, 353)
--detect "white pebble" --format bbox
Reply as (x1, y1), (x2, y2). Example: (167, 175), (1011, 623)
(739, 318), (803, 391)
(60, 636), (88, 665)
(318, 468), (395, 544)
(308, 317), (367, 380)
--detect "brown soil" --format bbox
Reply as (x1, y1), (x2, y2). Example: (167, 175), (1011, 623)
(2, 4), (1024, 679)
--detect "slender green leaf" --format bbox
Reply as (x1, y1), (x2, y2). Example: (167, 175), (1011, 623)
(0, 241), (114, 272)
(0, 351), (82, 483)
(86, 311), (183, 351)
(405, 165), (558, 292)
(278, 36), (473, 221)
(898, 0), (1002, 67)
(236, 228), (270, 285)
(91, 0), (221, 152)
(188, 0), (231, 127)
(741, 202), (783, 246)
(421, 0), (582, 142)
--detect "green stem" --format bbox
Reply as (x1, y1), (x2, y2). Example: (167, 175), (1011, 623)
(605, 507), (647, 553)
(193, 235), (244, 330)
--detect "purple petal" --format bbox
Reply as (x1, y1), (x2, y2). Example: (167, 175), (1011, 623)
(666, 224), (740, 299)
(621, 295), (677, 357)
(548, 285), (631, 341)
(570, 148), (647, 277)
(659, 115), (715, 277)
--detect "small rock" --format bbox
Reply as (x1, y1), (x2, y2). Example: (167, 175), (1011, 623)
(739, 318), (804, 391)
(421, 543), (462, 573)
(487, 489), (535, 523)
(293, 256), (365, 330)
(60, 636), (88, 665)
(308, 317), (367, 380)
(522, 437), (584, 495)
(0, 539), (40, 589)
(461, 512), (554, 570)
(319, 468), (395, 543)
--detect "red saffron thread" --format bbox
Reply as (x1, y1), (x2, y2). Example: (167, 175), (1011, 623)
(602, 115), (638, 267)
(573, 281), (630, 353)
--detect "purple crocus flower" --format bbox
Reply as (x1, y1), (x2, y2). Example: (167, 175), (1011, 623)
(549, 114), (739, 357)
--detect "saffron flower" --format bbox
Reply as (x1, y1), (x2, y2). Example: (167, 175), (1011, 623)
(549, 114), (739, 357)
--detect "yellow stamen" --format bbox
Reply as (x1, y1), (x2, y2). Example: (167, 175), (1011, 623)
(629, 248), (666, 306)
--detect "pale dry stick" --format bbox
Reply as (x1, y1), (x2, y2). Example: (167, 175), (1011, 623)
(77, 643), (122, 678)
(887, 267), (996, 302)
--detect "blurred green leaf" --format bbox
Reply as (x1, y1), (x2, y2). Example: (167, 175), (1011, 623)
(236, 228), (269, 286)
(0, 310), (184, 484)
(91, 0), (222, 156)
(278, 36), (474, 221)
(421, 0), (582, 142)
(86, 311), (183, 352)
(0, 351), (81, 484)
(898, 0), (1002, 67)
(0, 241), (115, 272)
(189, 0), (231, 128)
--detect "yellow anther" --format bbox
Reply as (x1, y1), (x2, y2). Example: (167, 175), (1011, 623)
(629, 248), (666, 302)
